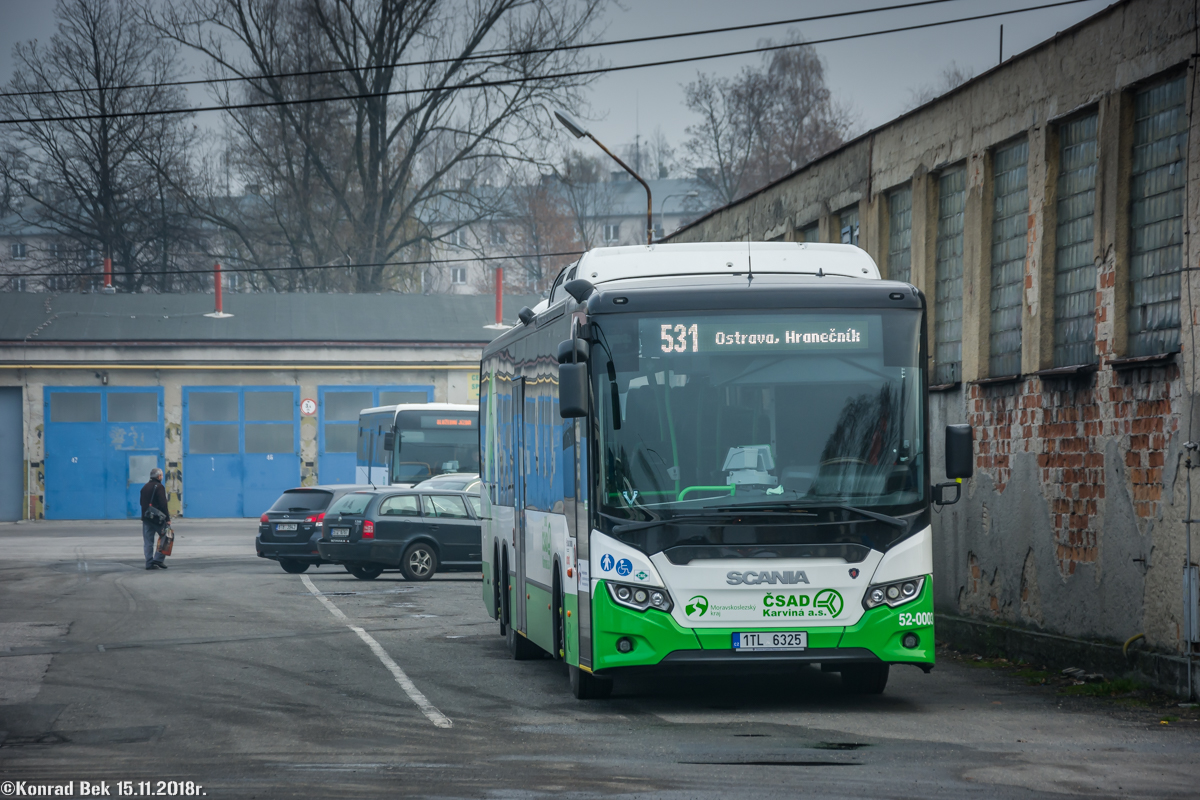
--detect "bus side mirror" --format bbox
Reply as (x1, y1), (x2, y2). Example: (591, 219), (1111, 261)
(558, 363), (588, 418)
(933, 481), (961, 506)
(934, 424), (973, 507)
(556, 338), (589, 364)
(945, 424), (973, 479)
(383, 432), (395, 452)
(563, 278), (594, 303)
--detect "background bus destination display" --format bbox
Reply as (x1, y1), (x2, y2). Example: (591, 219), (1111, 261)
(638, 315), (875, 356)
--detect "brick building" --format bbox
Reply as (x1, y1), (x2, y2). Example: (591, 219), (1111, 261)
(668, 0), (1198, 690)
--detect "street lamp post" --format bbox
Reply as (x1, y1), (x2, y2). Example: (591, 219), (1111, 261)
(657, 190), (699, 241)
(555, 110), (653, 245)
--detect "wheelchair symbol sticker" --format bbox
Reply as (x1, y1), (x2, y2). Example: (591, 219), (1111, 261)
(615, 558), (632, 576)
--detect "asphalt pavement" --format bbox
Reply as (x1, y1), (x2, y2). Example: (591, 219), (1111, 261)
(0, 519), (1197, 799)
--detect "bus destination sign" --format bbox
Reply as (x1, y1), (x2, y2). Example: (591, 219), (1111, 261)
(420, 416), (474, 428)
(639, 315), (873, 356)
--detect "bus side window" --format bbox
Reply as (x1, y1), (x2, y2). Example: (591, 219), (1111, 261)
(548, 264), (576, 306)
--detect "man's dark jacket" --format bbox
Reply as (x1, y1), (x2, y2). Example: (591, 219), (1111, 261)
(140, 478), (170, 522)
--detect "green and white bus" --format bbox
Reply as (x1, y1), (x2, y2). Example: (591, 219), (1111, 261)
(479, 242), (972, 698)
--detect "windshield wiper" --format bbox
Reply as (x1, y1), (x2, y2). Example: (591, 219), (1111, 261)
(818, 504), (907, 530)
(706, 501), (906, 530)
(611, 519), (668, 534)
(704, 504), (816, 516)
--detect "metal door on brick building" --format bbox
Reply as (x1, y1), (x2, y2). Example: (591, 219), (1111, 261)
(317, 385), (432, 484)
(43, 387), (164, 520)
(183, 387), (300, 518)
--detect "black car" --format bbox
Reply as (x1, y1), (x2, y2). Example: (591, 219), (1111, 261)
(317, 488), (482, 581)
(256, 485), (372, 574)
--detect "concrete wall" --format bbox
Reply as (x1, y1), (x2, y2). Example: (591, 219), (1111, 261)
(670, 0), (1200, 659)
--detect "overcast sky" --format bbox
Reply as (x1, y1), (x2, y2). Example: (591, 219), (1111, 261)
(0, 0), (1113, 169)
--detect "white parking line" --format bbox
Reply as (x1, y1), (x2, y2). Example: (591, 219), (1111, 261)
(301, 575), (452, 729)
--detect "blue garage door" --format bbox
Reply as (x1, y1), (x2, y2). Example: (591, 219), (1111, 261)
(44, 387), (164, 520)
(183, 387), (300, 518)
(318, 385), (432, 484)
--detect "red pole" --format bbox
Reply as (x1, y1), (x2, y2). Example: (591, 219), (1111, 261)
(214, 263), (223, 314)
(103, 257), (112, 290)
(495, 265), (503, 324)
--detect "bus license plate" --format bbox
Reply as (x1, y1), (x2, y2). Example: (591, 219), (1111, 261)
(275, 523), (297, 531)
(330, 528), (350, 539)
(733, 631), (808, 651)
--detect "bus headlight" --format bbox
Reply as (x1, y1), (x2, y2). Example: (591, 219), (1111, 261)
(863, 577), (925, 610)
(607, 582), (672, 613)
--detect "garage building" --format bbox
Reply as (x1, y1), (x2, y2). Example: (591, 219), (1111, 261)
(0, 291), (534, 520)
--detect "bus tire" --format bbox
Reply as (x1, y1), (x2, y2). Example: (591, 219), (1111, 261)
(278, 560), (309, 574)
(840, 663), (889, 694)
(506, 619), (542, 660)
(494, 546), (504, 633)
(498, 548), (509, 636)
(569, 665), (613, 700)
(552, 569), (564, 660)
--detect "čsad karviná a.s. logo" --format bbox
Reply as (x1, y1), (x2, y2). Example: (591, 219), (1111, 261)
(685, 595), (709, 617)
(813, 589), (844, 617)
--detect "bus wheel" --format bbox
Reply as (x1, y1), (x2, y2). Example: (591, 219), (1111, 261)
(506, 617), (542, 660)
(840, 663), (889, 694)
(494, 548), (505, 634)
(552, 573), (564, 660)
(569, 665), (613, 700)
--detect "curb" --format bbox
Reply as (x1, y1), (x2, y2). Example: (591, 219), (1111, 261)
(937, 614), (1199, 699)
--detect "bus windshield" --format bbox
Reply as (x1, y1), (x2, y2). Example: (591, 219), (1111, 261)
(391, 410), (479, 483)
(593, 309), (924, 521)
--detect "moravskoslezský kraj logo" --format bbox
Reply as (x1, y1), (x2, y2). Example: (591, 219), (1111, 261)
(813, 589), (844, 617)
(685, 595), (709, 617)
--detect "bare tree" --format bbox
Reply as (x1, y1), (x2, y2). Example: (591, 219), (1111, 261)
(903, 62), (975, 111)
(680, 72), (757, 208)
(502, 177), (580, 292)
(616, 125), (676, 180)
(555, 150), (616, 249)
(646, 126), (676, 179)
(152, 0), (605, 293)
(0, 0), (200, 293)
(682, 32), (851, 206)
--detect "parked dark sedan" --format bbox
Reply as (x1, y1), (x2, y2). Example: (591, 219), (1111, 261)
(317, 488), (482, 581)
(256, 485), (371, 574)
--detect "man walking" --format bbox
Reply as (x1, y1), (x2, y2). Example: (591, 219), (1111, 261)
(139, 467), (170, 570)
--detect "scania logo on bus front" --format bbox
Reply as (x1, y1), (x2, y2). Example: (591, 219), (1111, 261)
(726, 570), (810, 586)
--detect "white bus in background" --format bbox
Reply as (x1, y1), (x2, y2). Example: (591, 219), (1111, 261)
(356, 403), (479, 486)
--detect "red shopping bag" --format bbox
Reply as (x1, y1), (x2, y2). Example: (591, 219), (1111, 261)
(156, 525), (174, 557)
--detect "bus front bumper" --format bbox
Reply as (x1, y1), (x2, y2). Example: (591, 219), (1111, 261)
(590, 577), (935, 674)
